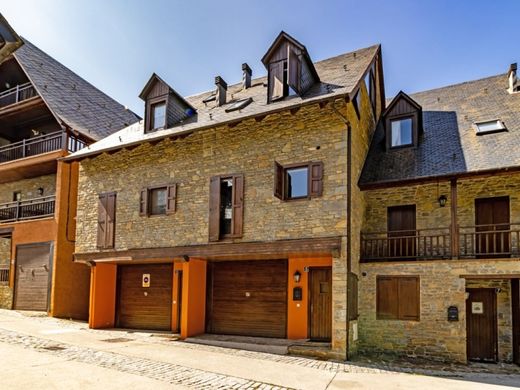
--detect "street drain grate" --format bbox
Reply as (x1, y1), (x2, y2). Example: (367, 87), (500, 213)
(101, 337), (133, 343)
(42, 345), (66, 351)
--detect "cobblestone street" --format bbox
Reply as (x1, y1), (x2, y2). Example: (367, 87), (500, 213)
(0, 310), (518, 389)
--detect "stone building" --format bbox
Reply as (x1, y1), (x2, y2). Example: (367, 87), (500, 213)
(66, 31), (385, 359)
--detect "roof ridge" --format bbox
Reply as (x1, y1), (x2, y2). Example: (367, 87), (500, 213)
(408, 73), (507, 98)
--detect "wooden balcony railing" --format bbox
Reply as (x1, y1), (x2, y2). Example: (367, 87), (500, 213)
(0, 82), (38, 109)
(0, 131), (87, 164)
(459, 223), (520, 258)
(0, 267), (8, 284)
(0, 195), (55, 223)
(361, 228), (452, 261)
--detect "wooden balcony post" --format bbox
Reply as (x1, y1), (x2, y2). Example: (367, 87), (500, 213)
(451, 178), (459, 259)
(61, 131), (68, 151)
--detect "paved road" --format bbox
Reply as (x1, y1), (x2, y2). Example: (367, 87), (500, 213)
(0, 309), (518, 389)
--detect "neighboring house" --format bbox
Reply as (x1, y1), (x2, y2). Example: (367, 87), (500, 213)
(0, 23), (139, 318)
(358, 65), (520, 364)
(66, 31), (385, 359)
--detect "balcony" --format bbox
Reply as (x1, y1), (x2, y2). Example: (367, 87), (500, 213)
(0, 131), (87, 165)
(0, 82), (38, 109)
(0, 195), (56, 223)
(361, 223), (520, 261)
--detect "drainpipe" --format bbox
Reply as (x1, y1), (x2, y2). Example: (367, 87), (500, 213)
(331, 99), (352, 361)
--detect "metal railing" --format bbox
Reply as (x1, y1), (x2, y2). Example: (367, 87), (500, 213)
(459, 223), (520, 258)
(361, 227), (452, 261)
(0, 131), (87, 163)
(0, 267), (8, 284)
(0, 195), (56, 223)
(0, 82), (38, 108)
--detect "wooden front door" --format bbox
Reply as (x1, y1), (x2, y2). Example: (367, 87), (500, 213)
(116, 264), (173, 331)
(388, 205), (416, 258)
(466, 288), (497, 362)
(207, 260), (288, 338)
(475, 197), (510, 257)
(309, 268), (332, 341)
(14, 242), (52, 311)
(512, 279), (520, 365)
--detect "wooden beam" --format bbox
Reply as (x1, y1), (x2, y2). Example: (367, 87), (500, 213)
(74, 236), (342, 263)
(228, 121), (242, 128)
(290, 107), (300, 115)
(255, 115), (266, 122)
(450, 178), (459, 259)
(459, 274), (520, 279)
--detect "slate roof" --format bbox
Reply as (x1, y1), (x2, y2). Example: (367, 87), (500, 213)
(13, 39), (140, 141)
(65, 44), (380, 160)
(359, 73), (520, 187)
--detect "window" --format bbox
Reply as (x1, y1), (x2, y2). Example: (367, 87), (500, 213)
(474, 120), (507, 135)
(274, 161), (323, 201)
(208, 174), (244, 241)
(140, 184), (176, 216)
(151, 102), (166, 130)
(353, 90), (362, 119)
(376, 276), (420, 321)
(390, 117), (413, 147)
(12, 191), (21, 202)
(97, 192), (116, 249)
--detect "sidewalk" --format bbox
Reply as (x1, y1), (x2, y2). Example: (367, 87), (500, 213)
(0, 309), (518, 389)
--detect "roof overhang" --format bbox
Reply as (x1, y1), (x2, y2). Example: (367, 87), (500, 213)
(0, 13), (23, 63)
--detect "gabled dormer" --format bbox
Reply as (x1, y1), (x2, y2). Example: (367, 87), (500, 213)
(261, 31), (320, 103)
(139, 73), (196, 133)
(0, 13), (23, 62)
(383, 91), (422, 150)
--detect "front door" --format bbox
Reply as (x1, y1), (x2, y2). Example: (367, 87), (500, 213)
(309, 268), (332, 341)
(466, 288), (497, 362)
(388, 205), (416, 258)
(475, 197), (510, 257)
(512, 279), (520, 365)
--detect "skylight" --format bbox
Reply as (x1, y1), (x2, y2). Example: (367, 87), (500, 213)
(225, 97), (253, 113)
(474, 120), (507, 135)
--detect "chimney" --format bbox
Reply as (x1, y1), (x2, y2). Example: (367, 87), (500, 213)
(508, 63), (518, 94)
(215, 76), (227, 106)
(242, 63), (252, 89)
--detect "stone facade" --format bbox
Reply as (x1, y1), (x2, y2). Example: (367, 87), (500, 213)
(0, 286), (12, 309)
(0, 174), (56, 203)
(0, 237), (10, 266)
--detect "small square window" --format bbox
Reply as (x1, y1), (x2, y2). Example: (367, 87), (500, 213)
(391, 117), (413, 147)
(286, 167), (309, 199)
(474, 120), (506, 135)
(151, 102), (166, 130)
(150, 187), (167, 215)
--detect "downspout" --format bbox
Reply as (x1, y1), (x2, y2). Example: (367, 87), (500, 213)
(331, 99), (352, 361)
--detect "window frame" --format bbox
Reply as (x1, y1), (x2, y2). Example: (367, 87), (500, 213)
(97, 191), (117, 250)
(352, 89), (362, 119)
(140, 184), (177, 217)
(376, 275), (420, 321)
(145, 96), (167, 133)
(474, 119), (507, 135)
(389, 115), (415, 149)
(274, 161), (323, 202)
(208, 174), (244, 241)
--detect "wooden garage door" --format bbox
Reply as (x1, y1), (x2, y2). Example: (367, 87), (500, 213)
(116, 264), (173, 331)
(14, 242), (52, 311)
(207, 260), (288, 338)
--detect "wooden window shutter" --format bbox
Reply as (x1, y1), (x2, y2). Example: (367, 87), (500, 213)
(309, 161), (324, 197)
(105, 193), (116, 249)
(376, 277), (398, 319)
(139, 189), (148, 216)
(231, 175), (244, 237)
(270, 62), (284, 101)
(274, 162), (284, 200)
(347, 272), (359, 321)
(166, 184), (177, 214)
(97, 193), (108, 248)
(288, 49), (300, 94)
(398, 277), (420, 320)
(208, 176), (221, 242)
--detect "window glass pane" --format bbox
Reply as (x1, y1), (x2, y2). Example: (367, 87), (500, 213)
(220, 178), (233, 235)
(150, 188), (167, 215)
(152, 103), (166, 129)
(391, 118), (413, 147)
(475, 120), (505, 133)
(286, 167), (308, 198)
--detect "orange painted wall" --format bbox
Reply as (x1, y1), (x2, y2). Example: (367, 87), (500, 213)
(89, 263), (117, 328)
(180, 258), (206, 338)
(287, 256), (332, 339)
(172, 262), (183, 332)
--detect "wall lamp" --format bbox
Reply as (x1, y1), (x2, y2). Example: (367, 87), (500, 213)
(438, 195), (447, 207)
(37, 187), (44, 196)
(293, 270), (301, 283)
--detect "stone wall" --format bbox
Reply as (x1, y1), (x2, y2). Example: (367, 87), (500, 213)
(358, 259), (520, 362)
(0, 237), (10, 266)
(0, 174), (56, 203)
(0, 286), (12, 309)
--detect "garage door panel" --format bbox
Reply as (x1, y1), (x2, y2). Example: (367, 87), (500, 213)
(117, 264), (172, 331)
(14, 243), (52, 311)
(209, 260), (287, 338)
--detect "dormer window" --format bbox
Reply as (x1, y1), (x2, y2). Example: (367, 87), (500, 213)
(151, 101), (166, 130)
(391, 117), (413, 147)
(474, 120), (507, 135)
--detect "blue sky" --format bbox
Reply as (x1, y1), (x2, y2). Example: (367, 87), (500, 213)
(2, 0), (519, 116)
